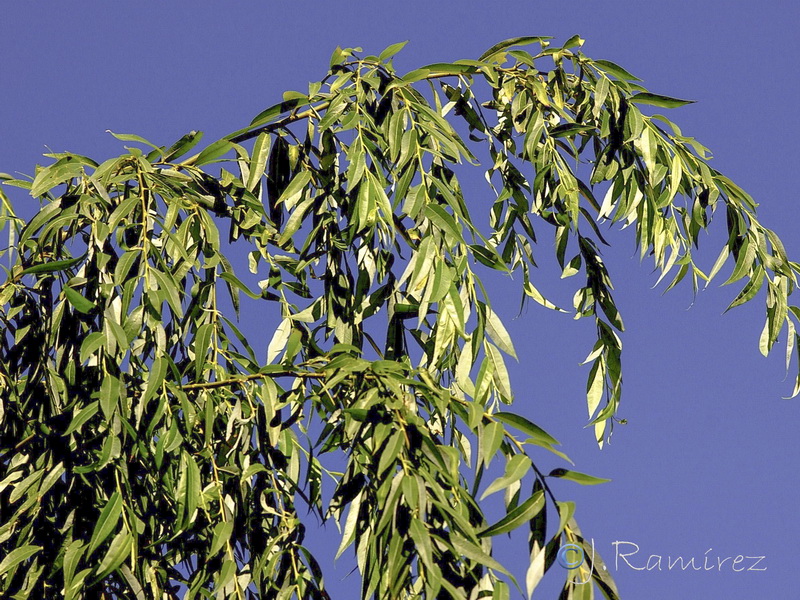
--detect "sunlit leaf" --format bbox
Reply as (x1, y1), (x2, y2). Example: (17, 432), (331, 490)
(548, 468), (611, 485)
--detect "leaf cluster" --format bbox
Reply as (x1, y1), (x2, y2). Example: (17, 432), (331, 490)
(1, 35), (798, 599)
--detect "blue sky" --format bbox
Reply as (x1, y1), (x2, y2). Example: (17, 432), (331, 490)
(2, 2), (798, 598)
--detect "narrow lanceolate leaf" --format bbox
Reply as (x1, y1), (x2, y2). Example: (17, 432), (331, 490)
(630, 92), (695, 108)
(486, 343), (513, 399)
(586, 359), (605, 418)
(484, 306), (517, 359)
(119, 564), (146, 600)
(480, 421), (505, 469)
(408, 518), (435, 570)
(481, 453), (532, 499)
(478, 36), (550, 61)
(335, 490), (363, 560)
(494, 412), (560, 447)
(724, 264), (765, 312)
(480, 490), (544, 537)
(209, 521), (234, 558)
(63, 401), (99, 436)
(578, 535), (621, 600)
(276, 170), (311, 208)
(100, 374), (120, 420)
(95, 529), (132, 579)
(246, 132), (271, 192)
(88, 492), (123, 555)
(177, 450), (202, 529)
(449, 535), (512, 578)
(140, 356), (167, 410)
(379, 40), (408, 61)
(526, 543), (546, 598)
(63, 541), (86, 591)
(163, 130), (203, 161)
(548, 468), (611, 485)
(524, 281), (566, 312)
(218, 271), (261, 299)
(267, 318), (292, 363)
(64, 286), (96, 313)
(0, 545), (42, 577)
(194, 139), (232, 166)
(20, 255), (83, 276)
(193, 323), (214, 378)
(38, 461), (65, 499)
(592, 59), (641, 81)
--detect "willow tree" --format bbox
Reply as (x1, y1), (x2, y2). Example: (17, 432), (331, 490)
(0, 36), (797, 599)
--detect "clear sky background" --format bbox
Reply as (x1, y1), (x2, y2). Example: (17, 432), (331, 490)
(1, 2), (798, 598)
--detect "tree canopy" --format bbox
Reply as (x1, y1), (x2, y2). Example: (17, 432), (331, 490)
(1, 35), (797, 599)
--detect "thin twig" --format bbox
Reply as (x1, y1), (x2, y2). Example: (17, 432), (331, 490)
(180, 369), (325, 391)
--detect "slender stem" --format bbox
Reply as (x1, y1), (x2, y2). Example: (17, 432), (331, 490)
(180, 369), (325, 391)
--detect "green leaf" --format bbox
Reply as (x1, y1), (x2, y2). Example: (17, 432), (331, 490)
(494, 412), (560, 447)
(267, 318), (292, 364)
(177, 450), (202, 529)
(63, 286), (95, 314)
(408, 518), (435, 570)
(209, 521), (234, 558)
(9, 469), (44, 504)
(480, 453), (532, 499)
(79, 332), (105, 363)
(63, 401), (100, 436)
(163, 130), (203, 162)
(218, 271), (261, 299)
(526, 542), (546, 599)
(563, 35), (585, 49)
(379, 41), (408, 61)
(480, 490), (545, 537)
(276, 170), (311, 209)
(400, 67), (431, 84)
(335, 490), (363, 560)
(246, 97), (308, 129)
(450, 535), (512, 578)
(106, 130), (162, 152)
(88, 492), (123, 555)
(424, 204), (465, 244)
(194, 323), (214, 378)
(586, 359), (605, 418)
(139, 356), (167, 413)
(549, 123), (596, 138)
(63, 541), (86, 592)
(94, 529), (132, 580)
(478, 36), (550, 61)
(724, 264), (765, 312)
(30, 159), (85, 197)
(486, 343), (512, 399)
(100, 373), (121, 420)
(114, 250), (140, 286)
(38, 461), (65, 499)
(630, 93), (694, 108)
(417, 62), (479, 76)
(246, 132), (271, 192)
(0, 545), (42, 577)
(524, 281), (566, 312)
(194, 139), (233, 166)
(548, 468), (611, 485)
(20, 255), (83, 276)
(119, 564), (146, 600)
(480, 421), (505, 469)
(593, 59), (641, 81)
(484, 306), (518, 360)
(723, 238), (756, 286)
(555, 501), (576, 536)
